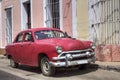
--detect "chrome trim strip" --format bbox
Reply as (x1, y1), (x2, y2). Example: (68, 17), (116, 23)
(53, 52), (95, 60)
(58, 48), (93, 57)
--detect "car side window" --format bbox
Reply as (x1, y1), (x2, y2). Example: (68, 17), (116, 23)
(24, 32), (34, 42)
(15, 33), (23, 42)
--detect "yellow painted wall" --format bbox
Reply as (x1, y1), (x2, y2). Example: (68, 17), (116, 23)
(76, 0), (89, 40)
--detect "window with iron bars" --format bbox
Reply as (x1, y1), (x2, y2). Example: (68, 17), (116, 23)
(45, 0), (60, 29)
(90, 0), (120, 45)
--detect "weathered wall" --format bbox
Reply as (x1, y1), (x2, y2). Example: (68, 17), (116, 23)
(89, 0), (120, 62)
(95, 45), (120, 62)
(76, 0), (89, 40)
(89, 0), (120, 44)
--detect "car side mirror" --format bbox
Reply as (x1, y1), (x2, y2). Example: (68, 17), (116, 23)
(64, 32), (71, 38)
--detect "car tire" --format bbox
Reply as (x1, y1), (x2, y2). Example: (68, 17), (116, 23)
(10, 57), (19, 68)
(40, 56), (55, 76)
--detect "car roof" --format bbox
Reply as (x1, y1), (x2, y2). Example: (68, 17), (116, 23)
(20, 28), (62, 33)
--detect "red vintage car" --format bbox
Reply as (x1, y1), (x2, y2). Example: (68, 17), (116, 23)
(6, 28), (95, 76)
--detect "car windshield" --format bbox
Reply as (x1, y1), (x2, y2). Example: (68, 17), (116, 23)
(34, 30), (66, 40)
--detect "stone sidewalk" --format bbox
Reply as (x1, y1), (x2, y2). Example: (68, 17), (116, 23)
(0, 55), (120, 72)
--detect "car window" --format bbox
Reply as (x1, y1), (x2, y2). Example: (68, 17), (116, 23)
(15, 33), (23, 42)
(24, 32), (34, 42)
(34, 30), (66, 40)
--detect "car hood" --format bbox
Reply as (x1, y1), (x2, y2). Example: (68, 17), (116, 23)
(38, 38), (91, 51)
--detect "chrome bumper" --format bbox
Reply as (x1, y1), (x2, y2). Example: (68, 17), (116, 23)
(50, 58), (95, 67)
(50, 49), (95, 67)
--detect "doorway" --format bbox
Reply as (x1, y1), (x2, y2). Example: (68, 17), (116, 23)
(21, 0), (31, 30)
(5, 8), (12, 44)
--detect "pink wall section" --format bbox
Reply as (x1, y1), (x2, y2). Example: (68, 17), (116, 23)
(32, 0), (44, 28)
(95, 45), (120, 62)
(2, 0), (21, 47)
(62, 0), (73, 37)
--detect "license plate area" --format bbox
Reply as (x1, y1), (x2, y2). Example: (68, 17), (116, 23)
(68, 60), (88, 66)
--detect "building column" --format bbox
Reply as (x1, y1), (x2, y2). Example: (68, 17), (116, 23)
(72, 0), (77, 38)
(59, 0), (63, 30)
(0, 0), (2, 48)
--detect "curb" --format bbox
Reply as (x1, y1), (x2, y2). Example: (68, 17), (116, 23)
(89, 63), (120, 72)
(98, 64), (120, 72)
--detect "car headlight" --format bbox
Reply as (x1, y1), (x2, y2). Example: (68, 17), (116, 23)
(56, 46), (63, 54)
(90, 42), (95, 49)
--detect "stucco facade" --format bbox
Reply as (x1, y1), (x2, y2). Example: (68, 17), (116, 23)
(76, 0), (89, 40)
(32, 0), (44, 28)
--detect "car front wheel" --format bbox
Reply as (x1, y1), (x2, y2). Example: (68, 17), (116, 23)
(40, 56), (55, 76)
(10, 57), (18, 68)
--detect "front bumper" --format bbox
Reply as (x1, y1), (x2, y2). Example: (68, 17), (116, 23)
(50, 49), (95, 67)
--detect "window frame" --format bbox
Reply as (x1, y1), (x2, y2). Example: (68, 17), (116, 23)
(24, 32), (34, 42)
(15, 33), (24, 43)
(45, 0), (60, 29)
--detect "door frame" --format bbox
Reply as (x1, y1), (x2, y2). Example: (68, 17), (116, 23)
(21, 0), (32, 30)
(43, 0), (62, 29)
(0, 1), (2, 47)
(72, 0), (77, 38)
(5, 6), (13, 45)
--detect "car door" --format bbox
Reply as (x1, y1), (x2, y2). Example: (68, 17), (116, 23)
(12, 33), (24, 63)
(21, 32), (34, 65)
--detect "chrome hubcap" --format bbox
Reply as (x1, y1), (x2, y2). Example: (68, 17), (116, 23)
(42, 58), (50, 73)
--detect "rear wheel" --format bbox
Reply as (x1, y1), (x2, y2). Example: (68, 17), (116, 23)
(10, 57), (19, 68)
(40, 56), (55, 76)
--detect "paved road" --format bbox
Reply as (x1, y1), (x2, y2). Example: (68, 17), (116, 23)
(0, 70), (26, 80)
(0, 58), (120, 80)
